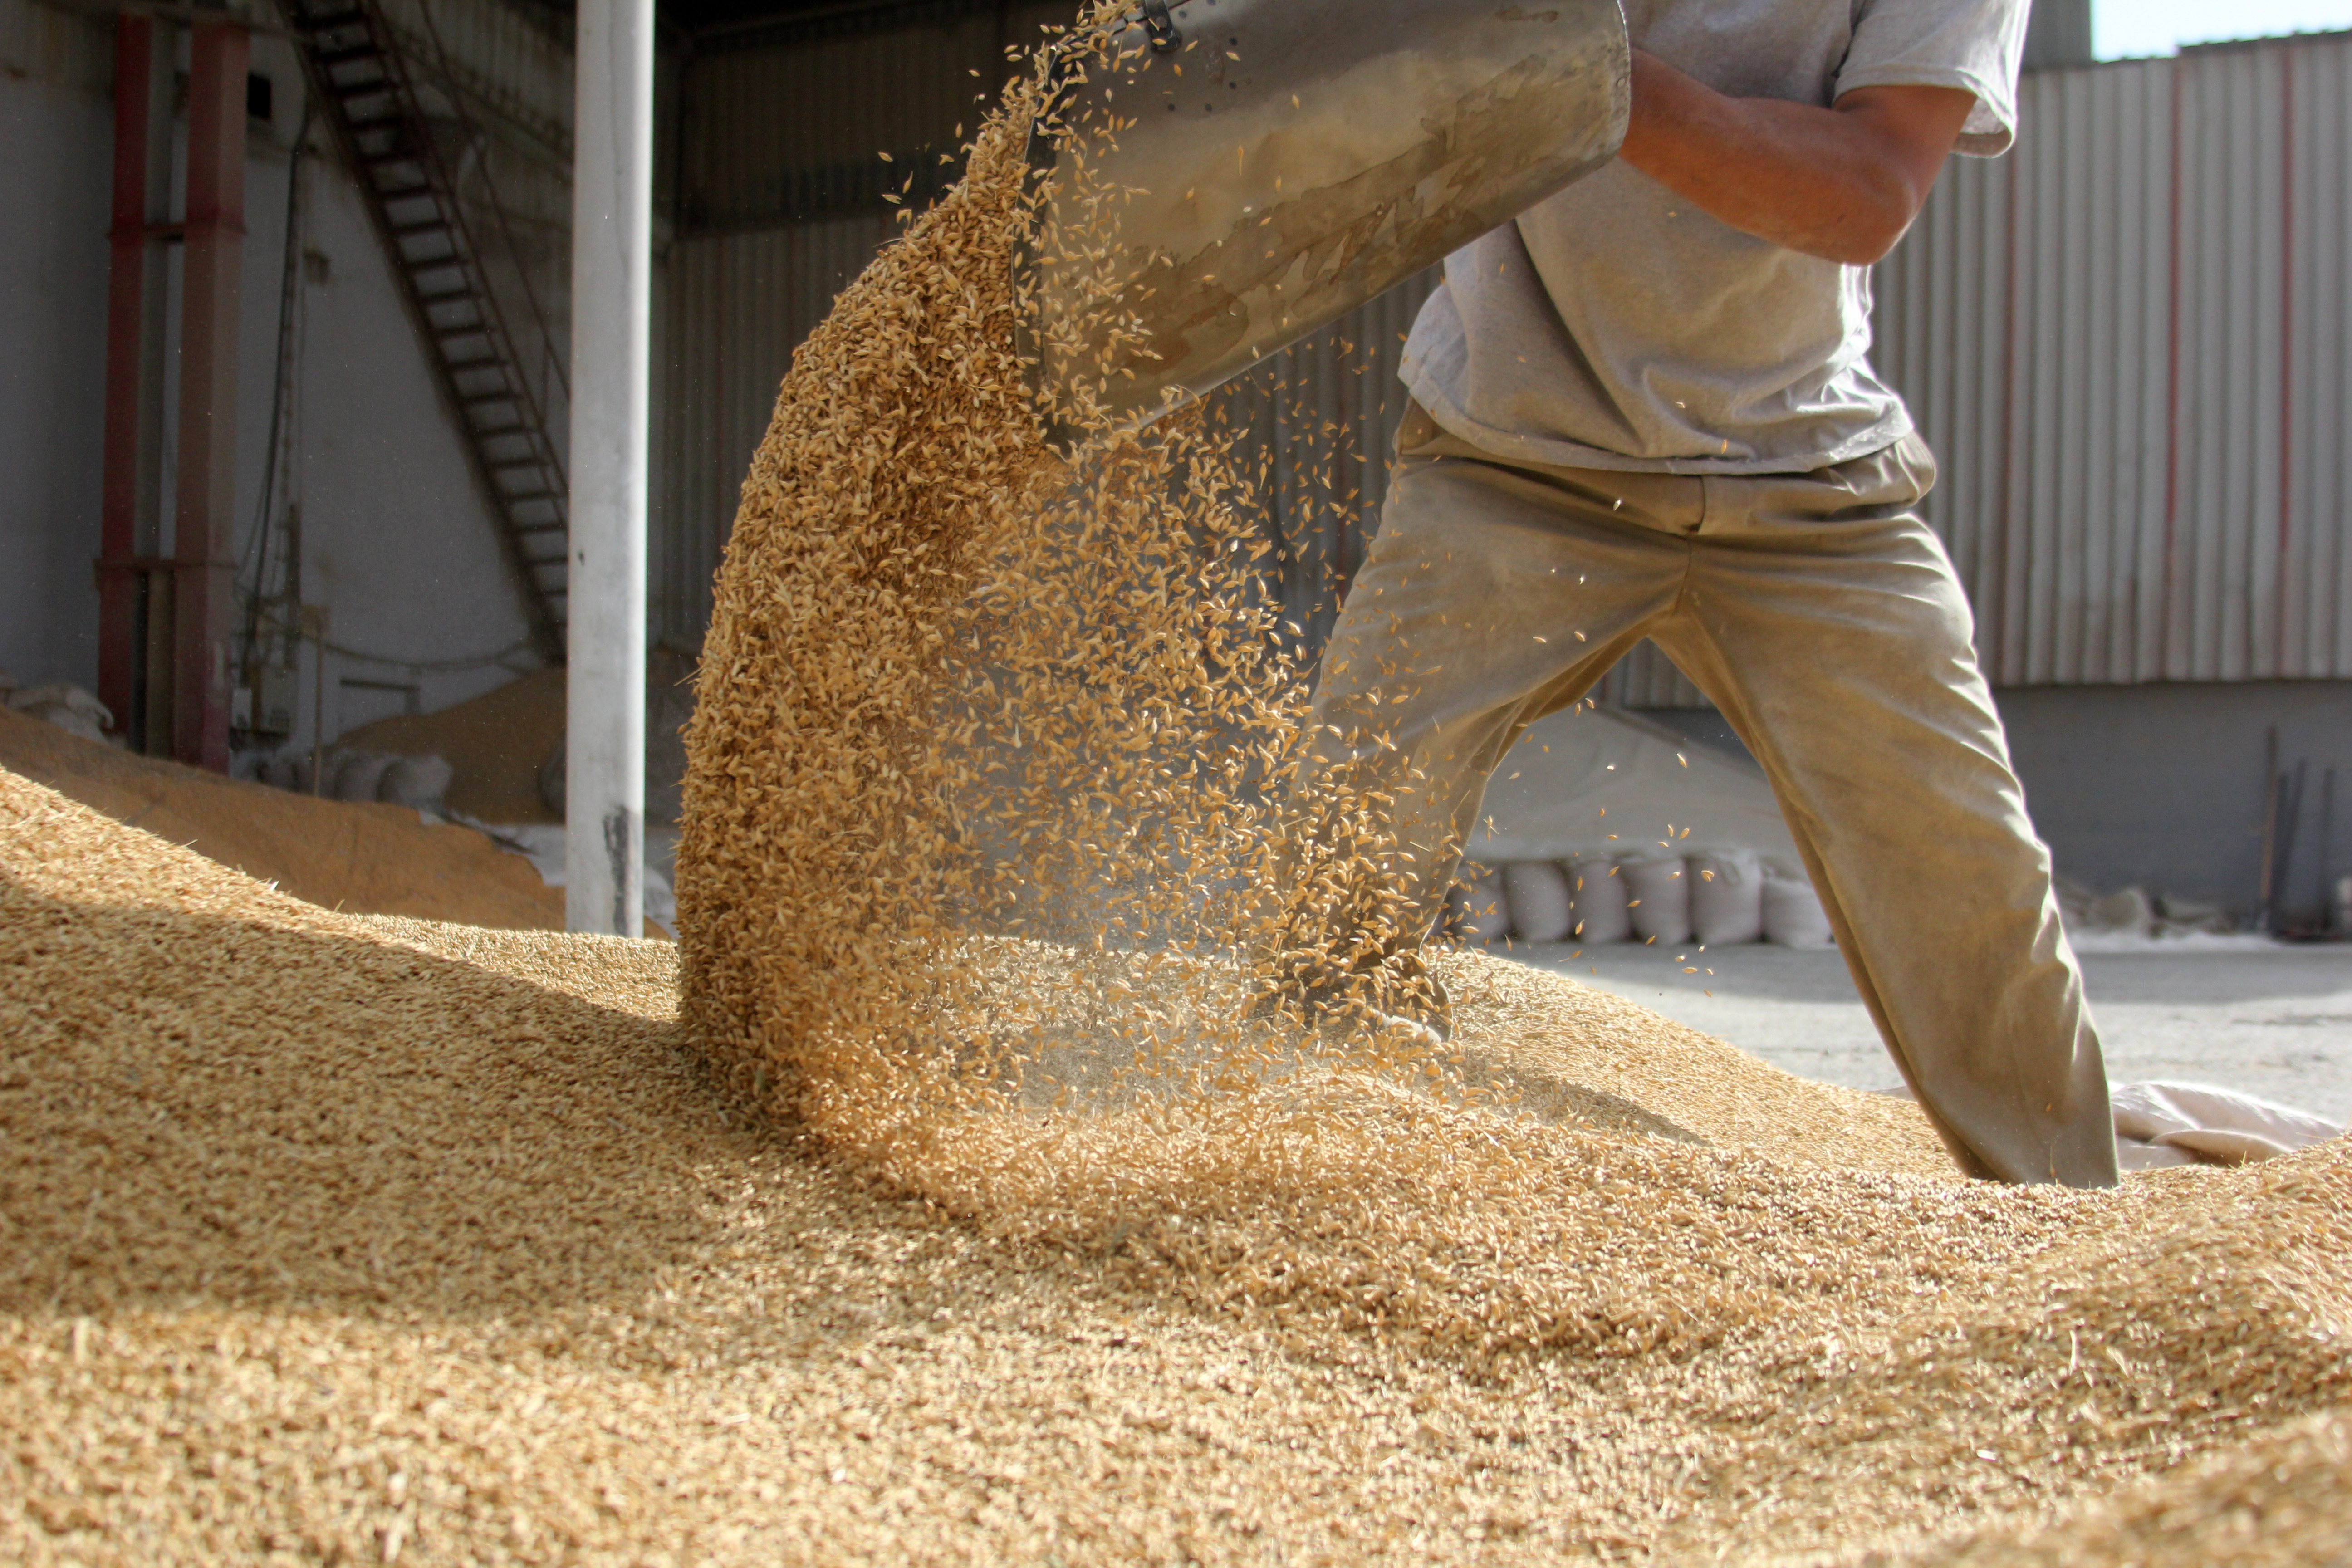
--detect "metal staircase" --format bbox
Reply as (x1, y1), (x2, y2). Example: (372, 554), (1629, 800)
(281, 0), (569, 655)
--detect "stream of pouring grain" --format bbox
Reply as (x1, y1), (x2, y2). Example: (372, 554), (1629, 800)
(674, 15), (1509, 1260)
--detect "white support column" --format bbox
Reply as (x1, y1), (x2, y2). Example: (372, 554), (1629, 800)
(565, 0), (656, 935)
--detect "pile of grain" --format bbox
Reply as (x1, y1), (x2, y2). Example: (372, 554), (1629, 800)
(338, 666), (568, 823)
(6, 765), (2348, 1564)
(0, 703), (562, 930)
(1924, 1411), (2352, 1566)
(341, 649), (701, 824)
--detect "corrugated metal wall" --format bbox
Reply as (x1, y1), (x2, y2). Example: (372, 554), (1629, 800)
(378, 0), (572, 161)
(649, 0), (1067, 641)
(648, 0), (1432, 651)
(649, 229), (1436, 651)
(678, 0), (1070, 232)
(1875, 30), (2352, 686)
(652, 24), (2352, 692)
(653, 215), (896, 640)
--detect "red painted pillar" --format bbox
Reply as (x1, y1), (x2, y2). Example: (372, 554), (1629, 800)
(173, 21), (249, 772)
(98, 15), (154, 740)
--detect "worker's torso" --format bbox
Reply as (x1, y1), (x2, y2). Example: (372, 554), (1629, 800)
(1400, 0), (2023, 477)
(1622, 0), (1862, 104)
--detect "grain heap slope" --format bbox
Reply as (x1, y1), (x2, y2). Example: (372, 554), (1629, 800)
(0, 704), (561, 929)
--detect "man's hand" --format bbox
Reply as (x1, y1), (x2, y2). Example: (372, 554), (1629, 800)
(1618, 50), (1979, 265)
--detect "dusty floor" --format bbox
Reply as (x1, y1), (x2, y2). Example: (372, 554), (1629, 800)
(1517, 941), (2352, 1122)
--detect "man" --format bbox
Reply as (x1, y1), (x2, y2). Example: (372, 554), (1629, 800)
(1277, 0), (2117, 1187)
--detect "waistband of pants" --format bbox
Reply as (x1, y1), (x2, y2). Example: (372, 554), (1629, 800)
(1395, 400), (1939, 528)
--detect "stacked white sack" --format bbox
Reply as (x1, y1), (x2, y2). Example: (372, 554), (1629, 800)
(258, 749), (456, 814)
(1449, 867), (1511, 944)
(1456, 854), (1836, 948)
(1761, 864), (1835, 947)
(1689, 850), (1764, 946)
(1619, 854), (1692, 944)
(1568, 851), (1630, 943)
(1501, 862), (1575, 942)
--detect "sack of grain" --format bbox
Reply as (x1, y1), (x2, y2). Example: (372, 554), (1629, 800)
(1454, 867), (1510, 944)
(539, 738), (567, 816)
(8, 682), (113, 745)
(1762, 866), (1835, 947)
(1620, 853), (1691, 945)
(1688, 849), (1764, 946)
(289, 749), (345, 796)
(1502, 860), (1574, 942)
(2110, 1079), (2345, 1166)
(379, 754), (455, 814)
(1567, 851), (1631, 943)
(2082, 885), (2155, 937)
(330, 751), (397, 804)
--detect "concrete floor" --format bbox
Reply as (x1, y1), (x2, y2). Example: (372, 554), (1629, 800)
(1507, 939), (2352, 1125)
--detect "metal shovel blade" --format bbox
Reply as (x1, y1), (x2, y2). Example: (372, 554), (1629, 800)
(1019, 0), (1629, 448)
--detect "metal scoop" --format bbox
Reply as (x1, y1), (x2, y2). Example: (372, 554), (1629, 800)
(1019, 0), (1629, 448)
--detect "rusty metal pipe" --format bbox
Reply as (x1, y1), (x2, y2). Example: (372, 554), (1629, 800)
(1020, 0), (1629, 447)
(173, 20), (250, 773)
(98, 13), (157, 743)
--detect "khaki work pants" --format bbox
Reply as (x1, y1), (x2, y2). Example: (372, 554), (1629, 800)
(1303, 403), (2117, 1187)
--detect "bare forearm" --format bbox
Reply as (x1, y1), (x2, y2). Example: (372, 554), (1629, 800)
(1618, 50), (1975, 265)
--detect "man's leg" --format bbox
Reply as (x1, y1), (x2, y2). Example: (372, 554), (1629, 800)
(1649, 441), (2117, 1187)
(1275, 412), (1691, 1002)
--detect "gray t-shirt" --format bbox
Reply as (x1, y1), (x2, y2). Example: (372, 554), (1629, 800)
(1401, 0), (2029, 475)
